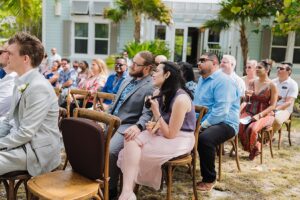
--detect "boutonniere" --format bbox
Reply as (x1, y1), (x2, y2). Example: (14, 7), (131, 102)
(18, 83), (29, 93)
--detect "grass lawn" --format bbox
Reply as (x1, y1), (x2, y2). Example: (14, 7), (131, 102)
(1, 118), (300, 200)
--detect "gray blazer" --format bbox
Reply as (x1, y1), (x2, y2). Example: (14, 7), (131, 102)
(109, 75), (154, 133)
(0, 69), (61, 176)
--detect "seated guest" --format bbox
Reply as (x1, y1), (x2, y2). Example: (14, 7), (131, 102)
(108, 51), (154, 199)
(44, 60), (60, 87)
(118, 61), (195, 200)
(71, 58), (108, 110)
(77, 60), (90, 88)
(178, 61), (197, 95)
(0, 42), (17, 117)
(242, 59), (257, 89)
(154, 55), (167, 67)
(220, 55), (246, 97)
(72, 60), (80, 73)
(272, 62), (298, 133)
(193, 52), (240, 192)
(0, 32), (61, 175)
(56, 58), (77, 105)
(101, 57), (127, 109)
(239, 59), (278, 160)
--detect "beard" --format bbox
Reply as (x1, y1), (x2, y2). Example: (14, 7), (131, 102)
(130, 70), (144, 78)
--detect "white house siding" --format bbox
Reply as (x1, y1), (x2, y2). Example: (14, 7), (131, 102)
(43, 0), (70, 58)
(117, 15), (135, 53)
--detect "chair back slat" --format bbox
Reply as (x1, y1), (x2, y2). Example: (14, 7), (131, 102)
(92, 92), (116, 111)
(66, 89), (91, 117)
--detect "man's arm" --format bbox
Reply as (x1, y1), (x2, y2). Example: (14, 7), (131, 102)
(0, 86), (52, 149)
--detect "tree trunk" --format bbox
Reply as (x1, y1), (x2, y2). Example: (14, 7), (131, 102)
(133, 13), (141, 43)
(239, 21), (248, 76)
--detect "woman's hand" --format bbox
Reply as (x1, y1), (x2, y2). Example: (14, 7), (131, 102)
(146, 121), (160, 134)
(252, 114), (260, 121)
(149, 98), (160, 117)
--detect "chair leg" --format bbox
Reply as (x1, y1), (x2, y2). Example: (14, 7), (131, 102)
(268, 130), (274, 158)
(234, 136), (241, 172)
(218, 143), (223, 181)
(192, 157), (198, 200)
(260, 131), (264, 164)
(278, 128), (282, 150)
(287, 122), (292, 146)
(166, 165), (173, 200)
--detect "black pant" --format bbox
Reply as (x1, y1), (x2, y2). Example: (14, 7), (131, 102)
(198, 123), (235, 183)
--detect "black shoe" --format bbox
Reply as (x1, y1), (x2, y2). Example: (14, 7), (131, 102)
(109, 188), (118, 200)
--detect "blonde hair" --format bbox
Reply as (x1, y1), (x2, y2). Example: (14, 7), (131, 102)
(92, 58), (108, 76)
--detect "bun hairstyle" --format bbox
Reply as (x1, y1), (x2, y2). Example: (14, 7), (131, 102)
(259, 59), (273, 76)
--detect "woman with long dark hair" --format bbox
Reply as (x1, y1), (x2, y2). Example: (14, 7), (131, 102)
(239, 59), (278, 160)
(117, 61), (196, 200)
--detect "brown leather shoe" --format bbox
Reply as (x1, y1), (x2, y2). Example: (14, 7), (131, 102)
(196, 181), (217, 192)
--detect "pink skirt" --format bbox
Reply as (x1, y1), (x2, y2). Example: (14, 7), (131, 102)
(117, 130), (195, 190)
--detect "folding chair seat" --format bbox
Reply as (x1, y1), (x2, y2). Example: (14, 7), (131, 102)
(27, 108), (121, 200)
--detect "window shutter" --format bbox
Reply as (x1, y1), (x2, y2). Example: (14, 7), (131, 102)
(260, 27), (272, 60)
(63, 20), (72, 57)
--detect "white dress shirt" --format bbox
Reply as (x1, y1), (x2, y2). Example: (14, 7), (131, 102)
(0, 72), (17, 117)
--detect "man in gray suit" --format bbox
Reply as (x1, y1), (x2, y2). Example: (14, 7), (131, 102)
(0, 32), (61, 176)
(109, 51), (154, 198)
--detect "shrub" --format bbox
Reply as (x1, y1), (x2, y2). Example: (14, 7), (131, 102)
(124, 40), (170, 59)
(105, 54), (120, 70)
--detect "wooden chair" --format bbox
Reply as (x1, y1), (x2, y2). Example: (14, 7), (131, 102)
(161, 105), (208, 200)
(27, 108), (121, 200)
(54, 87), (62, 97)
(217, 135), (241, 181)
(0, 171), (31, 200)
(278, 114), (292, 149)
(66, 89), (91, 117)
(93, 92), (116, 112)
(259, 126), (274, 164)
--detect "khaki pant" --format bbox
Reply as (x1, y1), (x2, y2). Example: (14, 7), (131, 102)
(273, 110), (291, 133)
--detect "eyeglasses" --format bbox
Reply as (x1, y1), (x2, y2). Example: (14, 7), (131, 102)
(0, 50), (8, 55)
(155, 62), (160, 66)
(115, 63), (124, 68)
(277, 66), (290, 71)
(198, 58), (213, 64)
(256, 66), (264, 69)
(132, 62), (144, 67)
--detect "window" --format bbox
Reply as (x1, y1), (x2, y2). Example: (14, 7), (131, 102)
(271, 34), (288, 62)
(74, 23), (88, 54)
(154, 25), (166, 40)
(71, 1), (89, 15)
(207, 30), (220, 49)
(293, 32), (300, 64)
(94, 23), (109, 54)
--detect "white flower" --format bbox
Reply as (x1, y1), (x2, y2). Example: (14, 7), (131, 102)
(18, 83), (29, 93)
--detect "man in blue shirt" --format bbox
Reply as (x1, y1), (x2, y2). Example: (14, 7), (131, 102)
(101, 57), (127, 108)
(193, 52), (240, 192)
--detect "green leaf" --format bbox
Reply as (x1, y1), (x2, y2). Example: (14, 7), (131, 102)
(231, 6), (241, 14)
(284, 0), (292, 8)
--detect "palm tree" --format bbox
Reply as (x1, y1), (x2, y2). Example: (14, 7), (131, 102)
(104, 0), (172, 42)
(202, 0), (282, 75)
(0, 0), (42, 39)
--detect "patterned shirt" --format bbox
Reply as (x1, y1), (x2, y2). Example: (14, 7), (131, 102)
(58, 68), (77, 88)
(113, 79), (140, 115)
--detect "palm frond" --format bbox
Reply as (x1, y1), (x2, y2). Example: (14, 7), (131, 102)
(202, 18), (230, 33)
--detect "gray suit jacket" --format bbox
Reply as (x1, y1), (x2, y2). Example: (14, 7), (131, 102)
(109, 75), (154, 133)
(0, 69), (61, 176)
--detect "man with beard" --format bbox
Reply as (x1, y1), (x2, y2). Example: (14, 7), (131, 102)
(108, 51), (154, 199)
(193, 52), (240, 192)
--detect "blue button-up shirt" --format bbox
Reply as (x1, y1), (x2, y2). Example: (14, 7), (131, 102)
(101, 72), (127, 104)
(193, 70), (240, 134)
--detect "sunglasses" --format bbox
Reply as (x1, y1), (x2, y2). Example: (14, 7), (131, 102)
(277, 66), (290, 71)
(0, 50), (8, 55)
(115, 63), (124, 68)
(198, 58), (213, 64)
